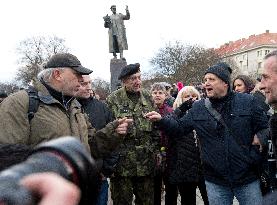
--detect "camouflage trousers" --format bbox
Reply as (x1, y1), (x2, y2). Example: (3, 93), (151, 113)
(111, 175), (154, 205)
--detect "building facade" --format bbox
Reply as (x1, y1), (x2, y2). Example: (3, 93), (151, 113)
(216, 30), (277, 75)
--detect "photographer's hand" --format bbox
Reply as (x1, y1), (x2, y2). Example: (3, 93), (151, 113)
(20, 173), (80, 205)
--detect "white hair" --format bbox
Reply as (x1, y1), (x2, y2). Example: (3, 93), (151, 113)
(173, 86), (201, 110)
(37, 68), (65, 83)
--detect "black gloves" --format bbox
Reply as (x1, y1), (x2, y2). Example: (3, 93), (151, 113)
(179, 98), (194, 113)
(174, 98), (194, 118)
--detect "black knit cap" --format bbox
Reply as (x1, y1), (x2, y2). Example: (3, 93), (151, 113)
(44, 53), (93, 75)
(205, 62), (232, 84)
(118, 63), (140, 80)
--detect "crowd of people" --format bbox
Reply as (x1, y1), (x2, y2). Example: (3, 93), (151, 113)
(0, 50), (277, 205)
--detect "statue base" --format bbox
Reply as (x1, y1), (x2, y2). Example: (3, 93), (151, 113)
(110, 58), (127, 92)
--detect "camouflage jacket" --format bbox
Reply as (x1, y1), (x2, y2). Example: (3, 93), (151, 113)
(106, 88), (160, 176)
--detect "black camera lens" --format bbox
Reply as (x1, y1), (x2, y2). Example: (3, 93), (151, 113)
(0, 137), (99, 205)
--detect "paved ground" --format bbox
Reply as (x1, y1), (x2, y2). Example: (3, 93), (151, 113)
(160, 189), (239, 205)
(108, 186), (239, 204)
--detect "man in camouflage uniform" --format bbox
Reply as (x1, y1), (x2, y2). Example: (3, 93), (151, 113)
(106, 63), (160, 205)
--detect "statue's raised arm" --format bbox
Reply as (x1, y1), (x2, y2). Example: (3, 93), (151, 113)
(103, 5), (130, 60)
(124, 5), (130, 20)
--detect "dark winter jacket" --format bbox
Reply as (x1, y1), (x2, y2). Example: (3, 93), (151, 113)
(167, 131), (202, 184)
(80, 97), (119, 177)
(80, 97), (114, 130)
(252, 91), (271, 117)
(0, 144), (31, 171)
(158, 103), (203, 184)
(157, 92), (269, 187)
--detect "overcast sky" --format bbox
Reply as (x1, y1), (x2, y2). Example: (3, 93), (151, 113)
(0, 0), (276, 83)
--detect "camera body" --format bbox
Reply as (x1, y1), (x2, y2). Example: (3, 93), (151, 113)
(0, 137), (99, 205)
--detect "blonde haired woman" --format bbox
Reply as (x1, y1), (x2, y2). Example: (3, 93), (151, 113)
(173, 86), (201, 113)
(169, 85), (209, 205)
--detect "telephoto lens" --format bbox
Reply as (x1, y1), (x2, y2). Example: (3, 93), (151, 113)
(0, 136), (99, 205)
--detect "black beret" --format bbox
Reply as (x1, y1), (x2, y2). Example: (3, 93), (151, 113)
(118, 63), (140, 80)
(205, 62), (232, 84)
(44, 53), (93, 75)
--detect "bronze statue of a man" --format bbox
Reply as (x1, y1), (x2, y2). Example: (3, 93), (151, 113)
(104, 5), (130, 60)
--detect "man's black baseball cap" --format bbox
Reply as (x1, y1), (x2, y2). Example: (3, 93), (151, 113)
(44, 53), (93, 75)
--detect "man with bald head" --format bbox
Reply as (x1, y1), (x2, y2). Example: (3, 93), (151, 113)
(77, 75), (117, 205)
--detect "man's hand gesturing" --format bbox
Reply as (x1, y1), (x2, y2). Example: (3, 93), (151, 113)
(115, 117), (133, 135)
(144, 111), (162, 122)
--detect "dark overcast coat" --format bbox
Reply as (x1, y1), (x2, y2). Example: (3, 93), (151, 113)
(157, 92), (269, 187)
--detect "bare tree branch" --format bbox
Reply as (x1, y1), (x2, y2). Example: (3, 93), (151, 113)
(150, 41), (222, 85)
(91, 78), (111, 100)
(16, 35), (70, 85)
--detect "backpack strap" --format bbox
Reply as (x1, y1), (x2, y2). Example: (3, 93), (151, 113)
(26, 86), (40, 122)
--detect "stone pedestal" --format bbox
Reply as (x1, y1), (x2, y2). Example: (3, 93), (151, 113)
(110, 58), (127, 92)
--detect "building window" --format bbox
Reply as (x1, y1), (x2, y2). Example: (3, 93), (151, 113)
(258, 62), (262, 68)
(257, 50), (263, 57)
(265, 50), (270, 55)
(240, 61), (243, 68)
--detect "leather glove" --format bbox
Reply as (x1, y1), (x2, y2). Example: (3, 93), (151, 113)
(179, 98), (194, 113)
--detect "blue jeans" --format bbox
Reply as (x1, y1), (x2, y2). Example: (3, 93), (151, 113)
(96, 179), (109, 205)
(205, 180), (262, 205)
